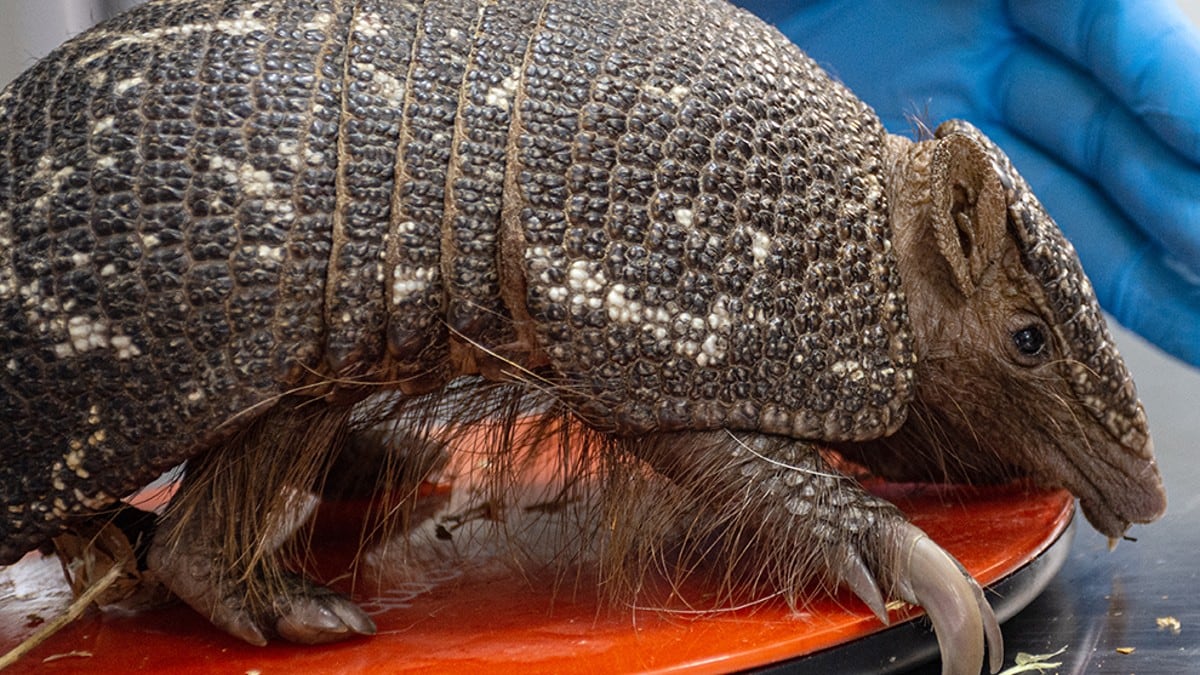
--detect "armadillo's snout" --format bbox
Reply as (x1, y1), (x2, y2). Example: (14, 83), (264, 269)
(1076, 434), (1166, 540)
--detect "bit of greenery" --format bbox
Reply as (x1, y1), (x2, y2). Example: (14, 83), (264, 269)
(995, 645), (1068, 675)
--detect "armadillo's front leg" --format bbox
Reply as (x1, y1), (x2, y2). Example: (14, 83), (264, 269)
(633, 432), (1002, 675)
(145, 401), (376, 645)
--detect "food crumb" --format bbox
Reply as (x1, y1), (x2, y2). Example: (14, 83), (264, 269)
(1115, 646), (1135, 655)
(1156, 616), (1182, 635)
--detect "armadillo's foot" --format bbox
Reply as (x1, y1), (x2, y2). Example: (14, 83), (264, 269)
(889, 522), (1003, 675)
(635, 431), (1005, 674)
(830, 527), (1001, 675)
(265, 574), (377, 645)
(146, 542), (375, 645)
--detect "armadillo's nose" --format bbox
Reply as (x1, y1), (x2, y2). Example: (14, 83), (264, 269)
(1078, 433), (1166, 539)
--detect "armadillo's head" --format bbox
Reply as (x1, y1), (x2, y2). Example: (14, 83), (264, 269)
(877, 120), (1165, 540)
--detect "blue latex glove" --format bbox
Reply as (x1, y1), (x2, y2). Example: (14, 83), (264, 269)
(736, 0), (1200, 366)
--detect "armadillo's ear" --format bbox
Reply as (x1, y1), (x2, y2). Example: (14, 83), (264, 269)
(928, 133), (1007, 297)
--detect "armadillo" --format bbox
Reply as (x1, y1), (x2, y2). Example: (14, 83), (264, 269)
(0, 0), (1167, 673)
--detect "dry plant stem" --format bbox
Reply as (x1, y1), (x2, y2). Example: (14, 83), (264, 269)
(0, 557), (126, 671)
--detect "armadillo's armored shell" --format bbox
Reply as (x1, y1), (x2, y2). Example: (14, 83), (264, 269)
(0, 0), (917, 563)
(513, 0), (915, 437)
(0, 0), (365, 563)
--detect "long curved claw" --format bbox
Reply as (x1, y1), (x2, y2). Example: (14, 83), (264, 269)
(896, 523), (1002, 675)
(836, 544), (889, 625)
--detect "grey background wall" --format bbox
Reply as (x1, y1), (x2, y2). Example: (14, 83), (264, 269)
(0, 0), (143, 85)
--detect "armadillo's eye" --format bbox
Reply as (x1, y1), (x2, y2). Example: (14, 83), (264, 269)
(1011, 324), (1047, 360)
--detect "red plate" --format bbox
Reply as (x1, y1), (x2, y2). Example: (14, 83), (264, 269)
(0, 474), (1073, 674)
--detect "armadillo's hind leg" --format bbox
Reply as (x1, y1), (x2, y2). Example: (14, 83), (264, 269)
(147, 533), (375, 645)
(145, 399), (375, 645)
